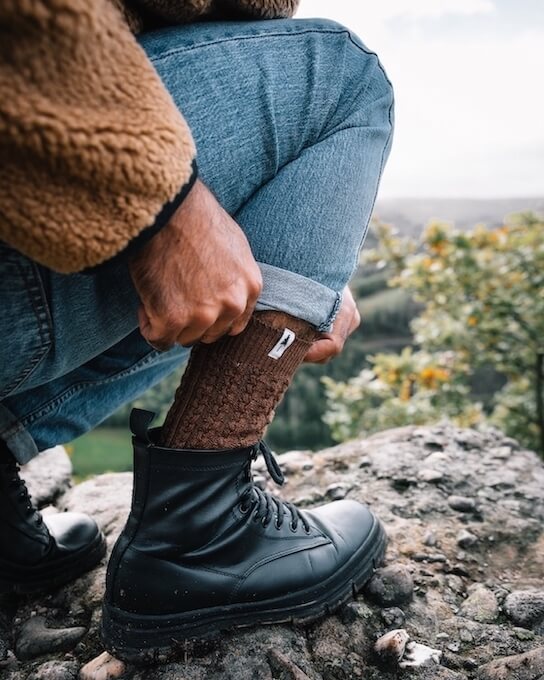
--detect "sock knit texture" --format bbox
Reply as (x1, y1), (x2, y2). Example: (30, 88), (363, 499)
(159, 311), (319, 450)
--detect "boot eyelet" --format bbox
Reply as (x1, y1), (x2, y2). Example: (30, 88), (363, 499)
(304, 525), (311, 535)
(261, 517), (270, 528)
(289, 522), (297, 533)
(275, 520), (282, 530)
(239, 503), (250, 515)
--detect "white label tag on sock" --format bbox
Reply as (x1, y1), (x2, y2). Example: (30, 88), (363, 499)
(268, 328), (296, 360)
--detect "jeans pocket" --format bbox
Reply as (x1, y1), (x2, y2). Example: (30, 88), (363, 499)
(0, 245), (52, 400)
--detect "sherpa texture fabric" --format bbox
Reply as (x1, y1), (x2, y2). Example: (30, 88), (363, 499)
(0, 0), (299, 273)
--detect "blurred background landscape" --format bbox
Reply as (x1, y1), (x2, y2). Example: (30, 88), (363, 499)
(69, 0), (544, 476)
(70, 197), (544, 477)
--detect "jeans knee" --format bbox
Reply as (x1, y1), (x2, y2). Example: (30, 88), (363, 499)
(337, 29), (394, 132)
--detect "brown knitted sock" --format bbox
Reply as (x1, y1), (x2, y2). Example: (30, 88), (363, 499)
(159, 311), (319, 450)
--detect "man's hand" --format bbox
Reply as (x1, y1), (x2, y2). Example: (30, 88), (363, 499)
(129, 180), (263, 350)
(304, 286), (361, 364)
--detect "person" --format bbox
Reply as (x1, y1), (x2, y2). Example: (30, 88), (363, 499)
(0, 0), (394, 662)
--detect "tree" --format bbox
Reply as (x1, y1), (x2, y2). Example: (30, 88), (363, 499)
(324, 213), (544, 456)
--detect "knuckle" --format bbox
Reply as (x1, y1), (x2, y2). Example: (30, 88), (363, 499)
(194, 308), (216, 328)
(224, 296), (246, 317)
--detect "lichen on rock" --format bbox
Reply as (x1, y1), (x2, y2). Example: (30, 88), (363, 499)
(0, 422), (543, 679)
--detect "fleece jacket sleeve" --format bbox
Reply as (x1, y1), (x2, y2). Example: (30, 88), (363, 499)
(131, 0), (300, 23)
(0, 0), (197, 274)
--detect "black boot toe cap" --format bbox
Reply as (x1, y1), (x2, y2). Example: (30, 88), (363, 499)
(308, 499), (378, 556)
(45, 512), (102, 554)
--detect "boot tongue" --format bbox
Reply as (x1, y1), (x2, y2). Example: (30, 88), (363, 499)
(254, 441), (285, 486)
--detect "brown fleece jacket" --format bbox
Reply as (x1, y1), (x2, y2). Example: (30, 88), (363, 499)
(0, 0), (299, 273)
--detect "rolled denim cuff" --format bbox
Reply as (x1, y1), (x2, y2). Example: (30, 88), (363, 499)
(255, 262), (342, 332)
(0, 402), (38, 465)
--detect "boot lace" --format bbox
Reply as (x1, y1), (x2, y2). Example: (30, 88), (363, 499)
(5, 461), (43, 526)
(239, 441), (310, 534)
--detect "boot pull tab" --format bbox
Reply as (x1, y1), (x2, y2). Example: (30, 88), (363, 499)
(130, 409), (155, 444)
(258, 441), (285, 487)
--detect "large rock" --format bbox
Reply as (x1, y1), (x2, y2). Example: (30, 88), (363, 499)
(1, 423), (543, 679)
(21, 446), (72, 507)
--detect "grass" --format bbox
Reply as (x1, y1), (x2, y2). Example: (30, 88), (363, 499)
(68, 427), (133, 480)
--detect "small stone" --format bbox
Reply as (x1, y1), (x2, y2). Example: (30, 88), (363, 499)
(28, 660), (79, 680)
(457, 529), (478, 549)
(374, 629), (410, 662)
(418, 468), (444, 483)
(365, 565), (414, 606)
(341, 601), (373, 623)
(504, 590), (544, 632)
(358, 456), (372, 468)
(459, 585), (499, 623)
(427, 553), (448, 563)
(514, 627), (535, 641)
(79, 652), (126, 680)
(325, 483), (350, 501)
(381, 607), (405, 628)
(423, 531), (438, 547)
(399, 640), (442, 668)
(448, 496), (478, 513)
(15, 617), (86, 661)
(459, 628), (473, 643)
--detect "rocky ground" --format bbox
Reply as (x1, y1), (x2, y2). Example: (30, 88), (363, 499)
(1, 422), (543, 680)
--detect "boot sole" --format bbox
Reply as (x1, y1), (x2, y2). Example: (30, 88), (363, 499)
(102, 516), (387, 664)
(0, 531), (107, 595)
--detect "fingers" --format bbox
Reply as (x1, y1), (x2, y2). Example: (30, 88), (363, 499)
(304, 286), (361, 364)
(304, 335), (340, 364)
(139, 287), (260, 351)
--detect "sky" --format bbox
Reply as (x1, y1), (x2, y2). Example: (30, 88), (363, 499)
(297, 0), (544, 199)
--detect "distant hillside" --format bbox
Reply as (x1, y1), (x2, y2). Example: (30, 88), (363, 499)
(372, 197), (544, 238)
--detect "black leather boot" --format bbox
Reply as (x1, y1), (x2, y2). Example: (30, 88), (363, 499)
(0, 444), (106, 594)
(102, 410), (387, 662)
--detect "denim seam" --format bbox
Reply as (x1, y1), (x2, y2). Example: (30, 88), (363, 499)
(319, 292), (343, 333)
(149, 28), (381, 65)
(11, 347), (162, 430)
(1, 261), (53, 399)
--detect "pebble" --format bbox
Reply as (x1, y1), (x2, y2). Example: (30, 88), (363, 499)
(504, 590), (544, 632)
(418, 468), (444, 483)
(365, 565), (414, 606)
(514, 627), (535, 641)
(79, 652), (126, 680)
(423, 531), (438, 547)
(459, 585), (499, 623)
(324, 483), (350, 501)
(457, 529), (478, 549)
(341, 601), (373, 623)
(399, 640), (442, 668)
(448, 496), (478, 513)
(381, 607), (406, 628)
(374, 629), (409, 662)
(15, 617), (86, 661)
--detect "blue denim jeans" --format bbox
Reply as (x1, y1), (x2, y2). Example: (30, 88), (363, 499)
(0, 18), (394, 464)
